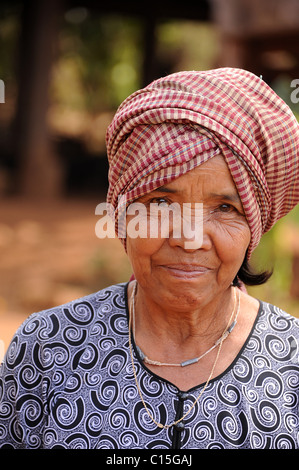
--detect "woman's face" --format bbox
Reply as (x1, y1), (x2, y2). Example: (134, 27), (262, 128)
(126, 155), (251, 311)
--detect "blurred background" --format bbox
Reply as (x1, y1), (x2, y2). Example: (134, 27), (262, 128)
(1, 0), (299, 359)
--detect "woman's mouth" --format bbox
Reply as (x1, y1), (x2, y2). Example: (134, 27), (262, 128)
(160, 264), (211, 279)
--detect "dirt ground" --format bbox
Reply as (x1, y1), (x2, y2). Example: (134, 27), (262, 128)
(0, 197), (131, 361)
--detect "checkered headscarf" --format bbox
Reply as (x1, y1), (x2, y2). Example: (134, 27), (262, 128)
(106, 68), (299, 257)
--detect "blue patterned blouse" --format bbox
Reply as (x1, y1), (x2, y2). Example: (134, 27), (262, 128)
(0, 283), (298, 449)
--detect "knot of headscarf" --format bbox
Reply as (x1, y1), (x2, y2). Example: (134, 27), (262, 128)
(106, 68), (299, 257)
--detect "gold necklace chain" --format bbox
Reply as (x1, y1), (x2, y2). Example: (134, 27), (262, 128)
(128, 281), (240, 430)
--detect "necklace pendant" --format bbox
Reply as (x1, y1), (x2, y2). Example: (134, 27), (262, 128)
(181, 357), (199, 367)
(136, 345), (146, 361)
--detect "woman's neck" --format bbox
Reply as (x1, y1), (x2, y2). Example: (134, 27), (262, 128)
(129, 281), (236, 351)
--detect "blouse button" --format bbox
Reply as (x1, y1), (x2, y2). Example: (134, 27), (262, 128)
(178, 392), (188, 401)
(174, 422), (185, 432)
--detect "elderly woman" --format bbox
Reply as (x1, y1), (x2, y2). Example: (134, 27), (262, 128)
(0, 68), (299, 450)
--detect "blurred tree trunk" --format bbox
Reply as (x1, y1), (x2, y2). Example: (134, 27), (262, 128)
(13, 0), (64, 199)
(142, 16), (157, 86)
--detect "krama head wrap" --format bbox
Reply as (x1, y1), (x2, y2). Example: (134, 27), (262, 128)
(106, 68), (299, 257)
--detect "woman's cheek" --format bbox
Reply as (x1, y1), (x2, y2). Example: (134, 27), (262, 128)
(214, 221), (251, 263)
(126, 236), (160, 280)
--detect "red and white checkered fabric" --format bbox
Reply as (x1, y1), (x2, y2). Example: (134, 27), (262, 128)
(106, 68), (299, 256)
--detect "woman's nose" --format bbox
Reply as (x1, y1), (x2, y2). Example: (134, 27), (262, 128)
(167, 204), (213, 251)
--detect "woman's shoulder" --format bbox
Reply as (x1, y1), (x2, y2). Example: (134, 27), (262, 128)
(1, 283), (128, 370)
(233, 298), (299, 384)
(258, 299), (299, 333)
(251, 299), (299, 364)
(17, 282), (127, 335)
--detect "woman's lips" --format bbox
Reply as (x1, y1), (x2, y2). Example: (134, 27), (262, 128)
(160, 264), (211, 279)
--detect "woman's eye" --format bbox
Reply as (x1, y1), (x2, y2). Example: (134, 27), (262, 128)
(150, 197), (170, 206)
(219, 204), (234, 213)
(210, 204), (237, 214)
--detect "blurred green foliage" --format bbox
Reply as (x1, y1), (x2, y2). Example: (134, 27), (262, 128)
(52, 12), (143, 111)
(156, 20), (219, 72)
(249, 204), (299, 316)
(51, 16), (219, 113)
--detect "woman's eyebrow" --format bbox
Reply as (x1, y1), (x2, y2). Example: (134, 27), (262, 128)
(209, 192), (241, 203)
(153, 187), (241, 202)
(153, 186), (178, 194)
